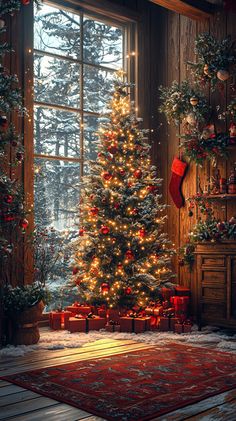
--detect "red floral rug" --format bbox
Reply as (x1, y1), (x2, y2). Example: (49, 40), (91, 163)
(2, 343), (236, 421)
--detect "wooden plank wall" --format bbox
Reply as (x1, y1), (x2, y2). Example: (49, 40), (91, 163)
(116, 0), (236, 289)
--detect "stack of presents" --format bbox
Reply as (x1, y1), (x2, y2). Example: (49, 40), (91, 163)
(49, 285), (192, 334)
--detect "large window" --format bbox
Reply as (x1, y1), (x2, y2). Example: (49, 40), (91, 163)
(33, 2), (128, 304)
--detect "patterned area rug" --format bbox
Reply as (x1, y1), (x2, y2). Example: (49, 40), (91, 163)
(2, 343), (236, 421)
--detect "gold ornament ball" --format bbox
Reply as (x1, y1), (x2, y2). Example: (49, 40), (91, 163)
(186, 113), (197, 126)
(190, 96), (199, 106)
(203, 64), (209, 75)
(217, 69), (230, 81)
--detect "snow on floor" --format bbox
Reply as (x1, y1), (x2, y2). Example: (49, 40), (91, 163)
(1, 325), (236, 357)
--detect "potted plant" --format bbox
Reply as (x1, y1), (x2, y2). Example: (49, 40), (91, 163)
(3, 283), (50, 345)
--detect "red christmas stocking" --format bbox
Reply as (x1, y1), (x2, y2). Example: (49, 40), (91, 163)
(169, 157), (187, 208)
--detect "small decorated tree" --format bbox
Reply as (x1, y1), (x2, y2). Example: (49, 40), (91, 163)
(68, 81), (175, 309)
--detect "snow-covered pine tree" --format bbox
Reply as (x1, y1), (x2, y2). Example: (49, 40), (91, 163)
(70, 82), (175, 309)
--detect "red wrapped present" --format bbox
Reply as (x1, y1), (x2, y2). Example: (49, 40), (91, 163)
(153, 306), (163, 316)
(98, 308), (107, 318)
(49, 311), (62, 330)
(174, 286), (191, 296)
(88, 316), (106, 331)
(66, 303), (91, 315)
(62, 311), (72, 330)
(68, 316), (87, 333)
(150, 316), (158, 330)
(163, 307), (175, 317)
(175, 321), (183, 334)
(159, 316), (170, 331)
(107, 308), (120, 322)
(120, 317), (150, 333)
(170, 317), (180, 331)
(183, 319), (192, 333)
(105, 322), (120, 332)
(145, 305), (163, 316)
(161, 287), (174, 301)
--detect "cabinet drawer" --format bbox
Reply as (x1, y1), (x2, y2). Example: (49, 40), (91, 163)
(201, 270), (226, 284)
(202, 303), (226, 319)
(201, 256), (225, 267)
(202, 286), (225, 300)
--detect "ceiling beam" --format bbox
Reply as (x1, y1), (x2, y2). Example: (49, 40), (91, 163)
(149, 0), (215, 20)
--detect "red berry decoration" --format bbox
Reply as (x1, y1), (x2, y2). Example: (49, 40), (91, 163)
(101, 282), (110, 294)
(19, 218), (29, 229)
(139, 228), (146, 238)
(79, 228), (85, 236)
(131, 208), (138, 215)
(103, 171), (112, 181)
(124, 286), (132, 295)
(73, 266), (79, 275)
(4, 195), (13, 204)
(108, 144), (117, 154)
(125, 249), (134, 260)
(0, 116), (8, 130)
(147, 185), (157, 193)
(90, 206), (99, 216)
(134, 169), (142, 179)
(16, 152), (24, 162)
(100, 225), (110, 235)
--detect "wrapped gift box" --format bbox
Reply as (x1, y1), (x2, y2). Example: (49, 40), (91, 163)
(159, 316), (170, 331)
(49, 311), (62, 330)
(120, 317), (150, 333)
(175, 322), (183, 334)
(66, 304), (91, 316)
(68, 317), (87, 333)
(150, 315), (159, 330)
(107, 308), (120, 323)
(105, 323), (120, 332)
(171, 296), (189, 321)
(170, 317), (180, 331)
(62, 311), (72, 330)
(174, 286), (191, 296)
(183, 320), (192, 333)
(98, 308), (107, 318)
(88, 316), (106, 331)
(145, 305), (163, 316)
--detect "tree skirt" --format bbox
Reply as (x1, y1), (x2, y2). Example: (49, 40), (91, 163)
(2, 343), (236, 421)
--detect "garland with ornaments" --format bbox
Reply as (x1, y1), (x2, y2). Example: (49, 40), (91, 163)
(188, 33), (236, 91)
(0, 0), (34, 271)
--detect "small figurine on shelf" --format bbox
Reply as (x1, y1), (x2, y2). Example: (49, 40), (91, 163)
(229, 123), (236, 144)
(210, 168), (221, 195)
(228, 163), (236, 194)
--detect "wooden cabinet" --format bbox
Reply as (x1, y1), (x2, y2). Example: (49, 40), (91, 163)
(194, 242), (236, 330)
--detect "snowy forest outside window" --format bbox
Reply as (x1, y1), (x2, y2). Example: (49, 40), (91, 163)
(33, 2), (126, 305)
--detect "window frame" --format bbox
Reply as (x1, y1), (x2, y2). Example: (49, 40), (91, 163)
(22, 0), (138, 283)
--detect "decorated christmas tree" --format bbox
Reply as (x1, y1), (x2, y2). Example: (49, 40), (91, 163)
(70, 81), (175, 309)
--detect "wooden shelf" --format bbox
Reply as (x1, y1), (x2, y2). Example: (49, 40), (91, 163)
(204, 194), (236, 200)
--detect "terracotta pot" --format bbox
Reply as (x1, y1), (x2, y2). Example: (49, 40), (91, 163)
(11, 300), (44, 346)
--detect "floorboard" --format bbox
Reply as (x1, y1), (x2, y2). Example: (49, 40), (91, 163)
(0, 334), (236, 420)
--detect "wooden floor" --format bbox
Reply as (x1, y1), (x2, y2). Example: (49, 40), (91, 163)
(0, 332), (236, 421)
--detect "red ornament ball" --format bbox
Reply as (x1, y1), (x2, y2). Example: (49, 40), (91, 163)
(119, 169), (126, 177)
(79, 228), (85, 236)
(124, 286), (132, 295)
(117, 263), (123, 270)
(4, 194), (13, 204)
(100, 225), (110, 235)
(90, 207), (99, 216)
(103, 171), (112, 181)
(19, 218), (29, 230)
(16, 152), (24, 162)
(125, 249), (134, 260)
(131, 208), (138, 215)
(0, 116), (8, 130)
(72, 266), (79, 275)
(134, 169), (142, 179)
(101, 282), (110, 294)
(147, 185), (157, 193)
(139, 228), (146, 238)
(108, 144), (117, 154)
(21, 0), (30, 4)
